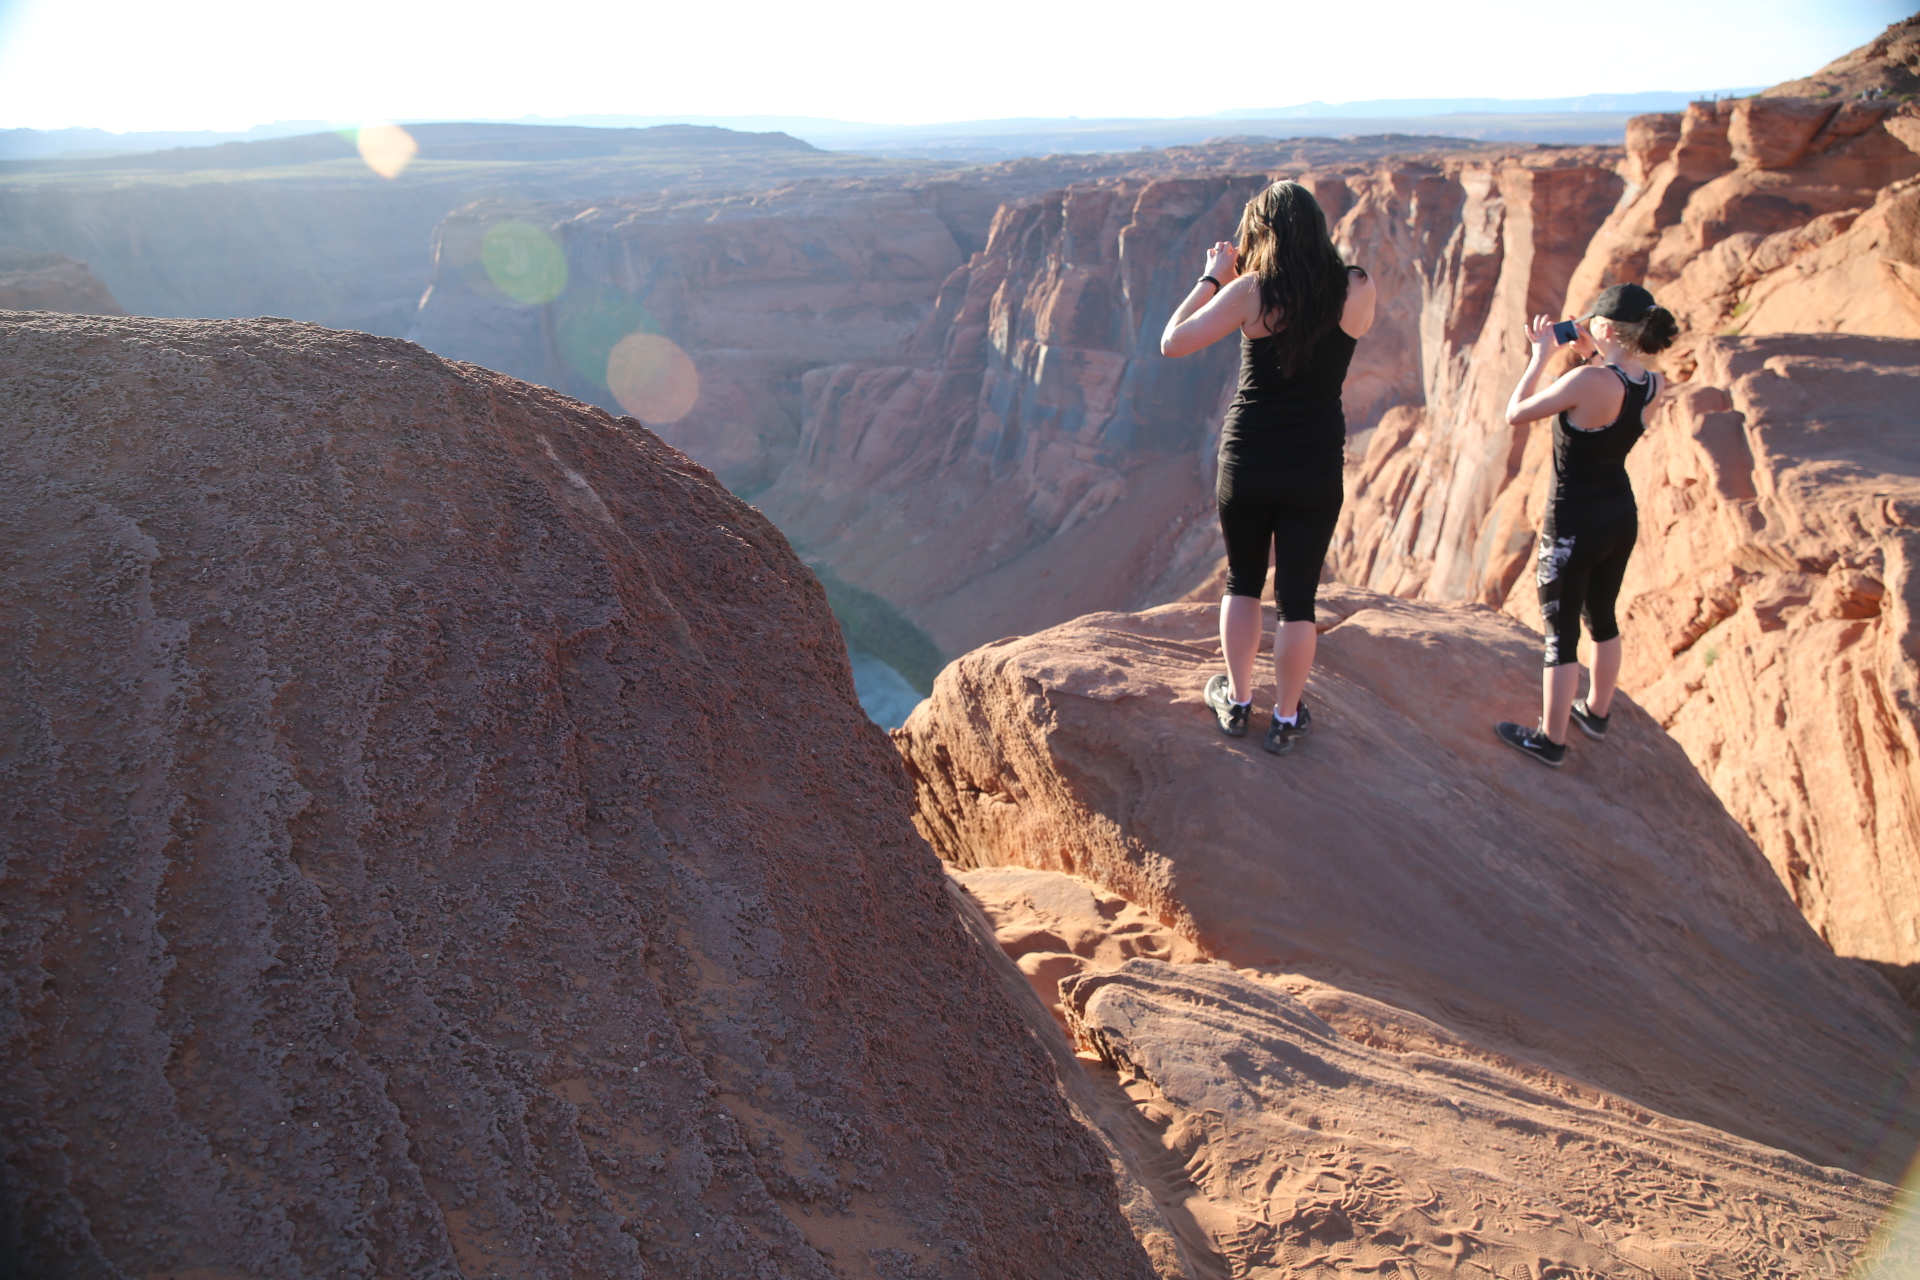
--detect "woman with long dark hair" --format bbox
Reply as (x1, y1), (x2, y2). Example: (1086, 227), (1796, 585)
(1495, 283), (1679, 767)
(1161, 180), (1375, 755)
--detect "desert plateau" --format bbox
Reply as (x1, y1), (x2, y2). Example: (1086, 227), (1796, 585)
(5, 8), (1920, 1279)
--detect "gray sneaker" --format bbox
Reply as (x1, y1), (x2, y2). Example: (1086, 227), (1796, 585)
(1203, 673), (1250, 737)
(1263, 696), (1313, 756)
(1570, 698), (1610, 741)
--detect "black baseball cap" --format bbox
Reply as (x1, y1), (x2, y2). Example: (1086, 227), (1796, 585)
(1587, 283), (1658, 321)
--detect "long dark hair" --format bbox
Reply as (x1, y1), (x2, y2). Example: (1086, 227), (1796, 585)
(1235, 180), (1353, 376)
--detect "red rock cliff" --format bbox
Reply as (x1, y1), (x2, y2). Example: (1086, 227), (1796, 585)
(1334, 21), (1920, 964)
(0, 313), (1159, 1278)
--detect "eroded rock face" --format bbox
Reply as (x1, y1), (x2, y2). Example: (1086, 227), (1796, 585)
(892, 590), (1920, 1182)
(1330, 152), (1624, 603)
(0, 313), (1156, 1279)
(0, 248), (125, 314)
(1597, 336), (1918, 963)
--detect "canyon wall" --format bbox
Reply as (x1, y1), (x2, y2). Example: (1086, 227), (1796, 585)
(400, 139), (1456, 499)
(0, 312), (1160, 1278)
(1603, 335), (1919, 962)
(408, 185), (971, 493)
(755, 147), (1621, 658)
(757, 174), (1260, 656)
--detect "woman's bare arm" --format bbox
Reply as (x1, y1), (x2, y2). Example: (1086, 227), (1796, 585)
(1161, 240), (1258, 357)
(1507, 313), (1614, 427)
(1339, 267), (1376, 339)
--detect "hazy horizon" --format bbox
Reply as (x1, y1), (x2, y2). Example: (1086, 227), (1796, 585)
(0, 0), (1906, 133)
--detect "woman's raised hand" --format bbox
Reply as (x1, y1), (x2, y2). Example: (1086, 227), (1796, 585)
(1205, 240), (1239, 284)
(1524, 313), (1558, 356)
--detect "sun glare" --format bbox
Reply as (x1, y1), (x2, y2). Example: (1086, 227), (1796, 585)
(354, 122), (417, 179)
(606, 333), (699, 424)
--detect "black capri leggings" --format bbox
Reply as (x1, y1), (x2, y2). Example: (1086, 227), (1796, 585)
(1535, 510), (1637, 667)
(1217, 463), (1343, 623)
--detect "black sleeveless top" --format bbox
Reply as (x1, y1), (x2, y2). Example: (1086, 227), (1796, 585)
(1547, 364), (1657, 525)
(1218, 325), (1356, 475)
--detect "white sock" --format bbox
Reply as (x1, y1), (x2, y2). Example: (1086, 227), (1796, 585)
(1232, 697), (1252, 707)
(1273, 706), (1298, 726)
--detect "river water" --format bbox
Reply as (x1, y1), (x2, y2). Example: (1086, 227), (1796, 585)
(847, 644), (925, 730)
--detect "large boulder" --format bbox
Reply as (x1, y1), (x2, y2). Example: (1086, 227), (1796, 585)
(892, 589), (1920, 1185)
(0, 313), (1158, 1278)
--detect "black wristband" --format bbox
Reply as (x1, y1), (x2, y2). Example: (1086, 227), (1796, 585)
(1199, 275), (1222, 291)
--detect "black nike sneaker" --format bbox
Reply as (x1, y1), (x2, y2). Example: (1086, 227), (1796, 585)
(1569, 698), (1610, 742)
(1203, 673), (1250, 737)
(1495, 721), (1567, 768)
(1263, 696), (1313, 756)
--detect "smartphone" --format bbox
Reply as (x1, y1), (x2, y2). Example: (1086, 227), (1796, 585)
(1550, 320), (1581, 346)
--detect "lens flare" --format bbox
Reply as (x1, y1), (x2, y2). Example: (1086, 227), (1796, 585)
(355, 122), (417, 180)
(1852, 1155), (1920, 1276)
(607, 333), (699, 424)
(481, 222), (568, 306)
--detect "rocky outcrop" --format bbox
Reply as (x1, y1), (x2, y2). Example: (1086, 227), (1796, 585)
(953, 865), (1900, 1280)
(1564, 95), (1920, 356)
(0, 313), (1159, 1278)
(1063, 959), (1895, 1278)
(893, 590), (1920, 1184)
(0, 249), (124, 314)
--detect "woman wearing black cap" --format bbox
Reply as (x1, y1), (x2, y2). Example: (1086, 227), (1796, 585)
(1161, 180), (1376, 756)
(1495, 283), (1679, 768)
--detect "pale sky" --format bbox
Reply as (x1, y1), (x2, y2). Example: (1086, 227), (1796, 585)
(0, 0), (1909, 132)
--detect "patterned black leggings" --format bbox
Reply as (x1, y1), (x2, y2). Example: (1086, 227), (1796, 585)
(1536, 510), (1637, 667)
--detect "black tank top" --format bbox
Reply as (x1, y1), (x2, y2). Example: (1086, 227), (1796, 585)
(1549, 364), (1656, 515)
(1218, 325), (1355, 473)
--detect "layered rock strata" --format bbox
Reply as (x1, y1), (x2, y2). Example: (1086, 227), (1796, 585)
(0, 313), (1157, 1278)
(892, 591), (1920, 1183)
(1063, 958), (1898, 1278)
(1606, 335), (1919, 962)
